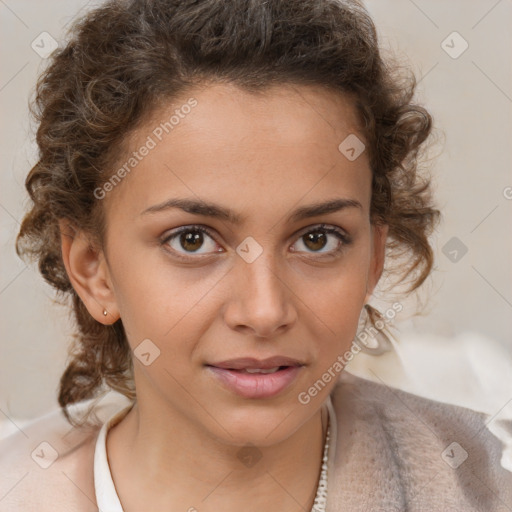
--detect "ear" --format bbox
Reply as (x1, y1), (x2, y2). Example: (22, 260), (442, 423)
(364, 223), (389, 303)
(59, 219), (119, 324)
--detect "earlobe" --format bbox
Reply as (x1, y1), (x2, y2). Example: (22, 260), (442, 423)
(364, 223), (389, 303)
(58, 219), (119, 324)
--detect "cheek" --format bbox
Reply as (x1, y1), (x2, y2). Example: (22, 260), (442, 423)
(299, 245), (370, 355)
(113, 271), (202, 341)
(108, 241), (222, 357)
(303, 234), (371, 301)
(308, 277), (366, 357)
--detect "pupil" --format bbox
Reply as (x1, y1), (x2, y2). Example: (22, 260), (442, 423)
(305, 231), (326, 251)
(181, 231), (203, 252)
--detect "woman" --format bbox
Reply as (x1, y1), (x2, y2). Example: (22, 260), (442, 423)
(2, 0), (511, 510)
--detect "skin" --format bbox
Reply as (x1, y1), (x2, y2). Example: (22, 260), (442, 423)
(60, 82), (388, 512)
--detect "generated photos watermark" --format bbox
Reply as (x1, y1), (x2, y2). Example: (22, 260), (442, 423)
(94, 97), (198, 200)
(298, 301), (402, 405)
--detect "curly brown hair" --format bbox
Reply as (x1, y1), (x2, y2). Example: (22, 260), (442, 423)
(16, 0), (440, 427)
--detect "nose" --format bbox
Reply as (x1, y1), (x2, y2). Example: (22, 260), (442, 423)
(223, 251), (297, 339)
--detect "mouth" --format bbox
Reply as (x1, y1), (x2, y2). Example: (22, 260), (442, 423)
(221, 366), (289, 374)
(207, 356), (304, 371)
(205, 356), (304, 399)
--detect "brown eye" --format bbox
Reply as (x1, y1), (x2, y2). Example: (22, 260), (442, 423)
(162, 225), (222, 258)
(180, 230), (205, 252)
(303, 231), (328, 252)
(291, 225), (351, 256)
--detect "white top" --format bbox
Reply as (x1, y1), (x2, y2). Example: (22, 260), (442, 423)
(94, 398), (336, 512)
(94, 403), (133, 512)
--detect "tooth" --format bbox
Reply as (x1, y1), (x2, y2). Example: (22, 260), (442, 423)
(244, 367), (280, 374)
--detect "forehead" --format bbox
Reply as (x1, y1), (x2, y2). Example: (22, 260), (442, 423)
(104, 82), (371, 222)
(153, 82), (364, 157)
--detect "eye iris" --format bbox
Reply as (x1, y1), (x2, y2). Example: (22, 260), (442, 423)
(181, 230), (204, 252)
(304, 231), (327, 251)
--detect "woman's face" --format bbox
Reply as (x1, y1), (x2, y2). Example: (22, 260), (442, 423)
(99, 82), (387, 446)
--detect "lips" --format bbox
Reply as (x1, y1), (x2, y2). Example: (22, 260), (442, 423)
(206, 356), (304, 399)
(207, 356), (303, 371)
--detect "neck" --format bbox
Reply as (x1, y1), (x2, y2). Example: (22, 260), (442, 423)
(106, 394), (329, 512)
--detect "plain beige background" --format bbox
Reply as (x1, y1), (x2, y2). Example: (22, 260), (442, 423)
(1, 0), (511, 422)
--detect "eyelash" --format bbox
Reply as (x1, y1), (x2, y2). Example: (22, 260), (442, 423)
(160, 223), (352, 261)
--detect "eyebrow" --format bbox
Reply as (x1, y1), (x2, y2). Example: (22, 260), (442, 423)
(141, 197), (362, 224)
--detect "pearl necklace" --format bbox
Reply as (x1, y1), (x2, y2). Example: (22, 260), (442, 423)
(311, 414), (331, 512)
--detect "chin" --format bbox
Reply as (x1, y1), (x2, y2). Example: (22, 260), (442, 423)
(206, 400), (313, 448)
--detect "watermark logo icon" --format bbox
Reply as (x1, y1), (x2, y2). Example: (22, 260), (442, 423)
(236, 444), (263, 468)
(441, 442), (468, 469)
(31, 441), (58, 469)
(442, 236), (468, 263)
(31, 32), (58, 58)
(441, 31), (469, 59)
(236, 237), (263, 263)
(338, 134), (365, 161)
(134, 338), (161, 366)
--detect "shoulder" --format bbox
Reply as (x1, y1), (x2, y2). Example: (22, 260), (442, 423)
(0, 394), (130, 512)
(328, 372), (512, 510)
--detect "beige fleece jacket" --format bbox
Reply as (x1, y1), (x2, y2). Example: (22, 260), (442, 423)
(1, 372), (511, 511)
